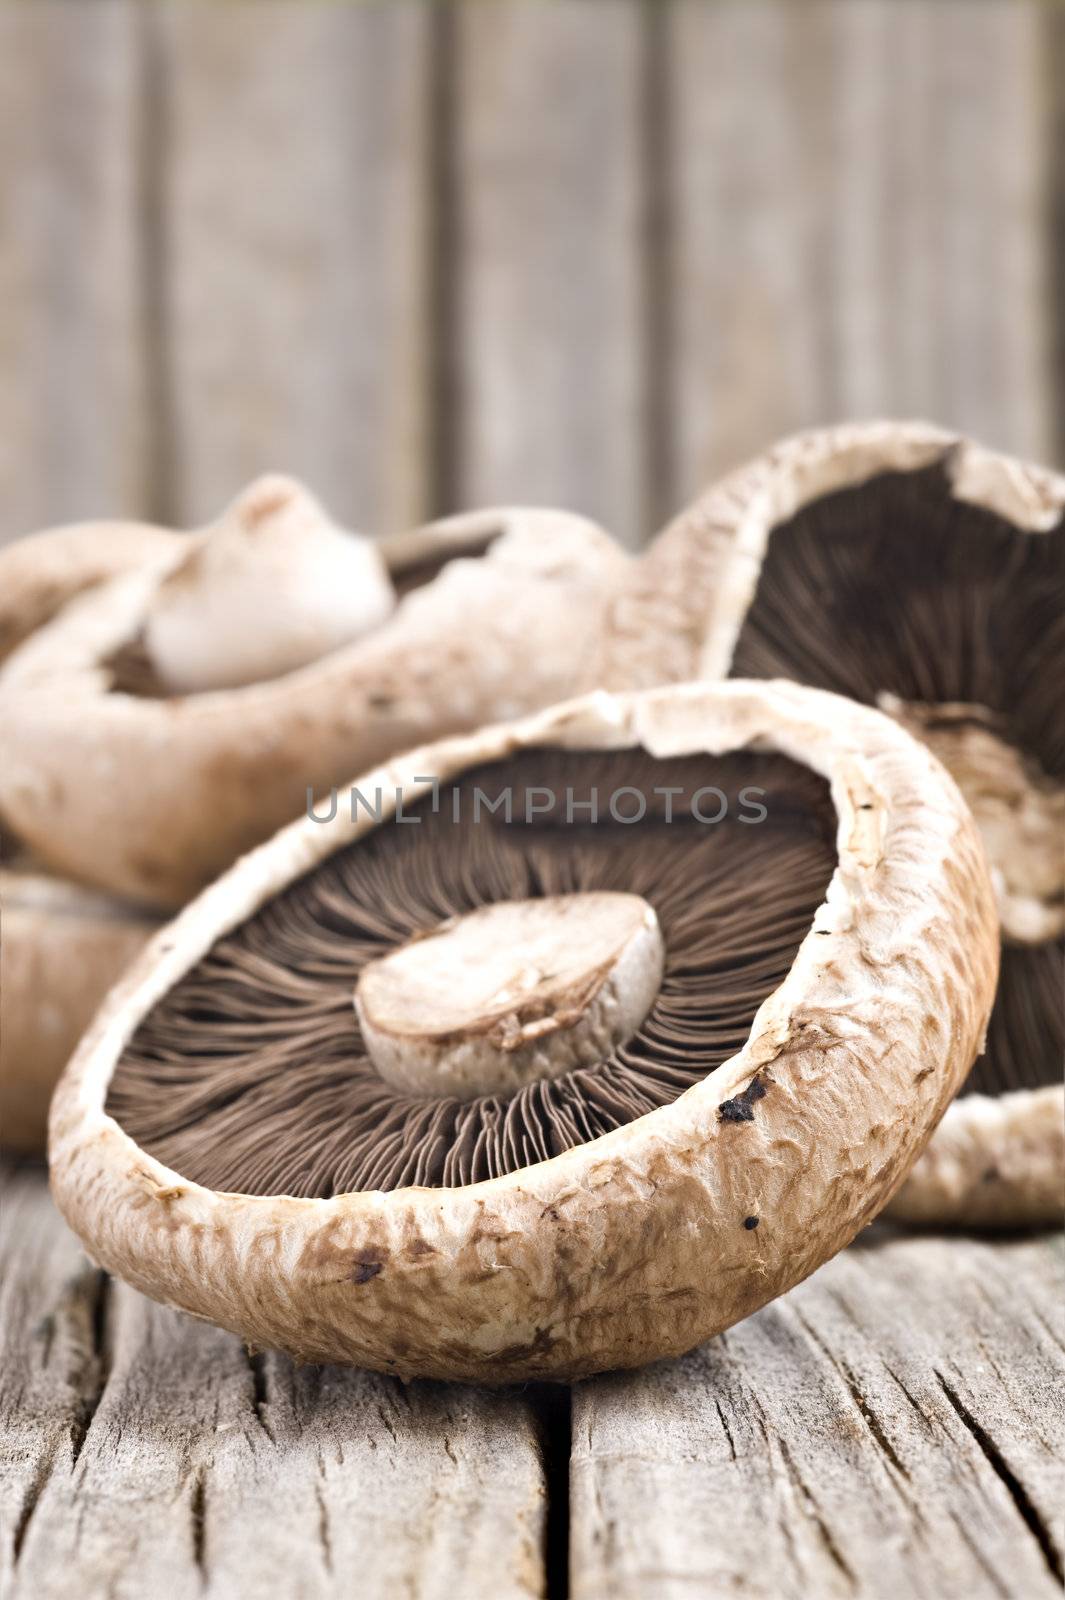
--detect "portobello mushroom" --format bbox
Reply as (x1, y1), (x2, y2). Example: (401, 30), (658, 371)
(0, 479), (623, 1150)
(0, 475), (625, 909)
(50, 681), (997, 1381)
(608, 422), (1063, 1227)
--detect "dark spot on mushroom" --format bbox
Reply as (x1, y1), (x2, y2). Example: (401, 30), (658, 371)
(718, 1077), (768, 1124)
(353, 1260), (382, 1285)
(743, 1215), (760, 1230)
(106, 748), (834, 1197)
(982, 1167), (1000, 1184)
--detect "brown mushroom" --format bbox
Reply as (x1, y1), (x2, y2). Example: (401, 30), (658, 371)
(0, 478), (627, 908)
(0, 864), (160, 1151)
(0, 519), (183, 1152)
(50, 680), (997, 1382)
(609, 422), (1063, 1228)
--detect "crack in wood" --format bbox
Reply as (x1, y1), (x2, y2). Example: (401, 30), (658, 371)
(68, 1270), (112, 1471)
(313, 1479), (333, 1575)
(245, 1349), (275, 1444)
(529, 1384), (572, 1600)
(789, 1302), (912, 1483)
(776, 1436), (859, 1593)
(10, 1443), (60, 1568)
(189, 1468), (207, 1580)
(934, 1368), (1064, 1584)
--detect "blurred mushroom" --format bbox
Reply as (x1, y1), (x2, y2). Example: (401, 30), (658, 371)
(0, 517), (181, 664)
(612, 422), (1063, 1227)
(142, 475), (395, 693)
(0, 864), (160, 1151)
(50, 680), (996, 1381)
(0, 478), (627, 908)
(0, 519), (181, 1151)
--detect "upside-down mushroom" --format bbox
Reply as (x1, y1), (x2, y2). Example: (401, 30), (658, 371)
(0, 521), (180, 1150)
(0, 517), (182, 665)
(50, 681), (997, 1382)
(0, 475), (626, 909)
(606, 422), (1063, 1227)
(0, 867), (161, 1151)
(0, 480), (624, 1151)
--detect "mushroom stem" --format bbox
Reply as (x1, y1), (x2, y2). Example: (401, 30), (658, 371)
(354, 893), (664, 1101)
(143, 475), (396, 694)
(879, 695), (1065, 943)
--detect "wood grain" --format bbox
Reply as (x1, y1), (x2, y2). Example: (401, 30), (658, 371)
(155, 0), (433, 535)
(570, 1229), (1065, 1600)
(0, 1165), (547, 1600)
(0, 1), (150, 544)
(450, 0), (647, 547)
(663, 0), (1053, 514)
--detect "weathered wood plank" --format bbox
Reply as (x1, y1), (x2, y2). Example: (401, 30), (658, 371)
(570, 1229), (1065, 1600)
(664, 0), (1053, 512)
(0, 1166), (547, 1599)
(451, 0), (647, 547)
(1046, 0), (1065, 465)
(0, 0), (149, 545)
(156, 0), (433, 534)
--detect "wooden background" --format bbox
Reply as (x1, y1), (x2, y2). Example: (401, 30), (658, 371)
(0, 0), (1062, 555)
(1, 4), (1063, 1598)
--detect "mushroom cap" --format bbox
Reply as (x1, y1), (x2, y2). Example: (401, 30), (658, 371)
(49, 680), (998, 1382)
(617, 421), (1063, 1231)
(0, 496), (627, 908)
(0, 865), (159, 1152)
(0, 518), (182, 665)
(886, 1086), (1064, 1230)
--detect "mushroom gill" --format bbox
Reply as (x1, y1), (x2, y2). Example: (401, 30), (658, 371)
(727, 459), (1065, 1099)
(105, 747), (836, 1197)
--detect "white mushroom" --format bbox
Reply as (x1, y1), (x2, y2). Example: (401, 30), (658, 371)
(143, 475), (396, 694)
(0, 490), (628, 907)
(0, 518), (181, 664)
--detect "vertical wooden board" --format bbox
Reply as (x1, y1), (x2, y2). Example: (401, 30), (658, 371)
(0, 0), (149, 545)
(452, 0), (646, 548)
(1044, 0), (1065, 464)
(663, 0), (839, 506)
(665, 0), (1053, 515)
(158, 0), (433, 535)
(1, 1167), (547, 1600)
(570, 1233), (1065, 1600)
(827, 0), (1049, 460)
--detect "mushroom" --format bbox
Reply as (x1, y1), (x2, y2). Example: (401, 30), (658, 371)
(0, 516), (181, 665)
(50, 680), (997, 1382)
(0, 479), (627, 908)
(0, 864), (160, 1151)
(610, 422), (1063, 1228)
(140, 475), (395, 694)
(0, 519), (181, 1152)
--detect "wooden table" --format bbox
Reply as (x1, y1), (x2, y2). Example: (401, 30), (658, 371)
(3, 1158), (1061, 1599)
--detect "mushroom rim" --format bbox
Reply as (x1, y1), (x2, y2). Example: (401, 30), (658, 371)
(886, 1083), (1065, 1230)
(1, 505), (618, 717)
(50, 677), (994, 1227)
(668, 420), (1065, 684)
